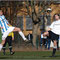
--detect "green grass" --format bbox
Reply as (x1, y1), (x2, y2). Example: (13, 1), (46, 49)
(0, 51), (60, 59)
(0, 29), (60, 60)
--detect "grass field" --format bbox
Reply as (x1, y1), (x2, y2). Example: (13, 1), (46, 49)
(0, 51), (60, 60)
(0, 30), (60, 60)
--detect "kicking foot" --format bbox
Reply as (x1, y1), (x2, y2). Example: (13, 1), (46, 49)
(24, 39), (29, 42)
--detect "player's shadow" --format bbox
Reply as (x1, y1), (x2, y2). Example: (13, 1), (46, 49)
(0, 57), (10, 59)
(42, 55), (60, 58)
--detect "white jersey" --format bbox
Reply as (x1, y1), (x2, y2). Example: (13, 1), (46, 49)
(50, 19), (60, 35)
(0, 15), (9, 34)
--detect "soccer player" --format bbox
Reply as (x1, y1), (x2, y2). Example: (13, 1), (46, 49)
(3, 25), (15, 55)
(43, 13), (60, 57)
(0, 10), (28, 51)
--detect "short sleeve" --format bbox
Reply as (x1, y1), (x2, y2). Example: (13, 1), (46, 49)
(49, 22), (55, 29)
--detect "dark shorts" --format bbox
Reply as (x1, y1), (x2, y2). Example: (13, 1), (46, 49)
(47, 31), (59, 41)
(3, 36), (12, 47)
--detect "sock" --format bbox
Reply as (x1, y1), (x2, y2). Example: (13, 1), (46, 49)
(9, 48), (12, 53)
(0, 44), (3, 51)
(19, 31), (26, 40)
(52, 46), (57, 56)
(9, 46), (12, 53)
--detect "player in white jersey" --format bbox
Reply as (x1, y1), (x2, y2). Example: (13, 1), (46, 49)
(43, 14), (60, 57)
(0, 10), (28, 51)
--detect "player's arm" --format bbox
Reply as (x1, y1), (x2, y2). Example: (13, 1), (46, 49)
(2, 15), (9, 25)
(0, 26), (3, 29)
(3, 15), (11, 25)
(0, 19), (3, 29)
(46, 22), (54, 32)
(0, 24), (3, 29)
(43, 22), (54, 37)
(46, 28), (51, 32)
(5, 19), (11, 25)
(12, 32), (14, 40)
(7, 22), (11, 26)
(5, 19), (12, 26)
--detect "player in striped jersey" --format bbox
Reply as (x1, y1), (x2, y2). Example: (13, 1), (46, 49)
(0, 10), (28, 51)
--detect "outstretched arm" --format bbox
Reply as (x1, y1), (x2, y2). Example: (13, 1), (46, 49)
(46, 22), (54, 32)
(5, 19), (11, 25)
(46, 28), (51, 32)
(12, 32), (14, 40)
(0, 22), (3, 29)
(3, 15), (11, 25)
(43, 22), (54, 37)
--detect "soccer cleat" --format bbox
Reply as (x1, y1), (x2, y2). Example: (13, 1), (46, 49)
(51, 53), (56, 57)
(50, 55), (56, 57)
(24, 39), (29, 42)
(3, 51), (5, 55)
(10, 51), (15, 55)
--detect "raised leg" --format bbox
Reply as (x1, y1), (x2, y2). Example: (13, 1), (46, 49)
(13, 27), (28, 41)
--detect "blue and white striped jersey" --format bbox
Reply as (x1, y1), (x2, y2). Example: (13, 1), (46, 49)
(0, 15), (9, 33)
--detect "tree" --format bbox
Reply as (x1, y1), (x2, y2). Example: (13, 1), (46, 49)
(0, 0), (53, 47)
(24, 0), (52, 47)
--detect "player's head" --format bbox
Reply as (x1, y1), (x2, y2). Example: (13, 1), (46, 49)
(0, 10), (3, 16)
(53, 13), (60, 20)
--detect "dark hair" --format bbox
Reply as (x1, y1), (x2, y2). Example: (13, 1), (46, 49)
(53, 13), (60, 19)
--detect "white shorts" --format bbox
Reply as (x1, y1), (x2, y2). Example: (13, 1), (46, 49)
(2, 27), (15, 40)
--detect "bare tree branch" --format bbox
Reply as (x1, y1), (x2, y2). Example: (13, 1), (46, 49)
(25, 0), (32, 18)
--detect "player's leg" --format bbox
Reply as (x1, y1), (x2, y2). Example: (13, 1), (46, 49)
(52, 40), (57, 57)
(0, 32), (10, 51)
(2, 39), (7, 55)
(0, 27), (27, 51)
(13, 27), (27, 41)
(8, 36), (12, 54)
(57, 40), (59, 50)
(8, 36), (15, 55)
(0, 40), (6, 51)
